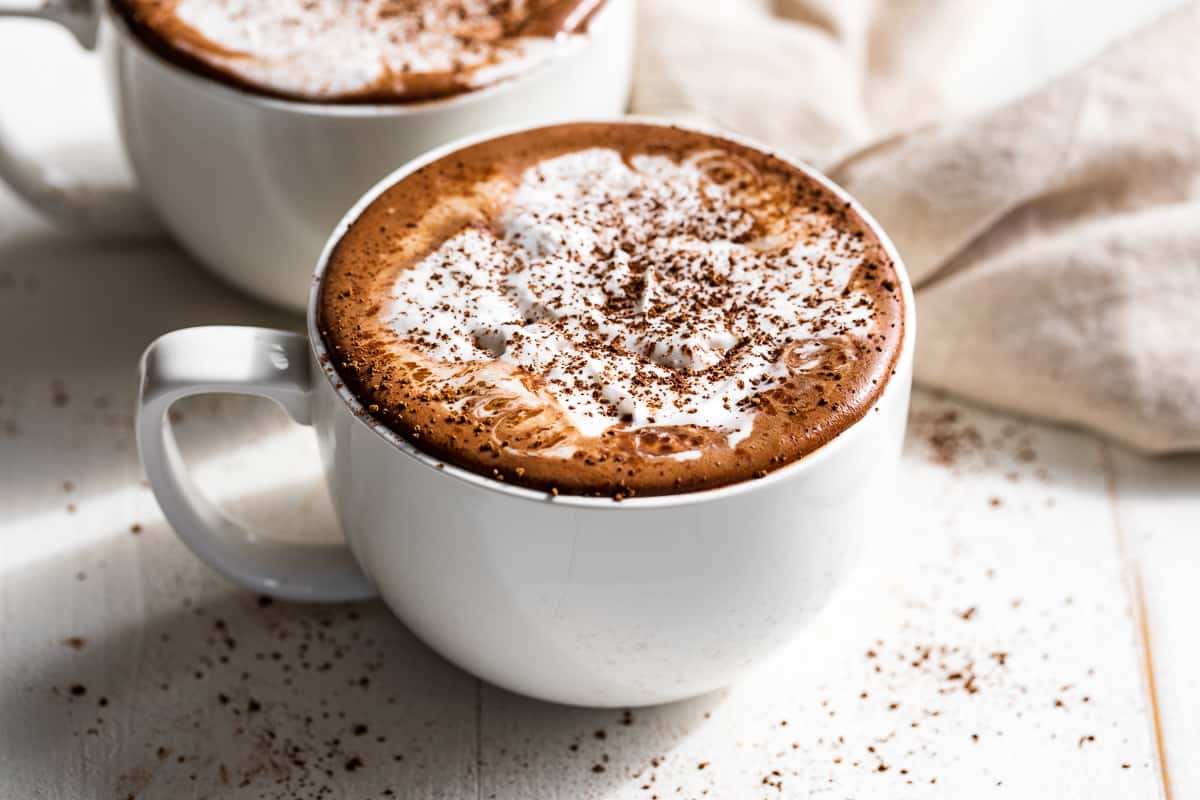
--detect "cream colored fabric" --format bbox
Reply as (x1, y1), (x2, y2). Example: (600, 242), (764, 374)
(633, 0), (1200, 452)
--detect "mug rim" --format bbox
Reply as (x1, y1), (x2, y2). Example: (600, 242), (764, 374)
(103, 0), (616, 117)
(305, 117), (917, 509)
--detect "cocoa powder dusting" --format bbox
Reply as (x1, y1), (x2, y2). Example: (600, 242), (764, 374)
(320, 122), (905, 497)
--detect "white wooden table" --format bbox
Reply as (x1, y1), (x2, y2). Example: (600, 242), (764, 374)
(2, 18), (1198, 800)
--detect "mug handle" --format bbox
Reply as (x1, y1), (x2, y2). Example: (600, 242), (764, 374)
(137, 326), (377, 603)
(0, 0), (159, 235)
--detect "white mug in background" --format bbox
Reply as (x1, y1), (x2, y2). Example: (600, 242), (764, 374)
(136, 121), (917, 708)
(0, 0), (635, 310)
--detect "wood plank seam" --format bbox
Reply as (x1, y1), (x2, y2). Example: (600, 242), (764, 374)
(476, 678), (484, 800)
(1101, 443), (1172, 800)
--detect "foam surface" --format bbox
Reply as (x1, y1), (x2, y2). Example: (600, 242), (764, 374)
(320, 123), (904, 496)
(386, 148), (875, 444)
(116, 0), (598, 101)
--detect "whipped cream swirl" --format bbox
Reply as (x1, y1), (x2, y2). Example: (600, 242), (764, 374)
(149, 0), (584, 100)
(383, 147), (877, 444)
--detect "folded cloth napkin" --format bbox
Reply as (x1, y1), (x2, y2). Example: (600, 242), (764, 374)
(633, 0), (1200, 453)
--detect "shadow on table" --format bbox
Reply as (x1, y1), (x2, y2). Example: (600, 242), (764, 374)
(0, 228), (302, 516)
(0, 510), (720, 799)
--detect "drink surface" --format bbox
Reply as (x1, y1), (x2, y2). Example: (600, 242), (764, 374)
(320, 123), (905, 497)
(111, 0), (604, 102)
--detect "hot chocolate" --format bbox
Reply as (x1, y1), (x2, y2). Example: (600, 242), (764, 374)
(111, 0), (605, 103)
(320, 122), (905, 497)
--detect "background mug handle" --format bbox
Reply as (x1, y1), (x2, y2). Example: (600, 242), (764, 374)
(137, 326), (377, 603)
(0, 0), (159, 235)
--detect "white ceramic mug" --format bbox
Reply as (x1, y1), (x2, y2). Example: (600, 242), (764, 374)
(0, 0), (635, 310)
(137, 121), (917, 708)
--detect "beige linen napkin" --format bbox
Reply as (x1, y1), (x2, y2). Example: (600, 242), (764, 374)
(634, 0), (1200, 453)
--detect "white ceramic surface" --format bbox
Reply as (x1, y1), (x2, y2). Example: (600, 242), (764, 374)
(135, 121), (917, 708)
(0, 0), (635, 310)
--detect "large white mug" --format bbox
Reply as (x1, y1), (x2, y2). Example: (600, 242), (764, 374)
(0, 0), (635, 310)
(137, 120), (917, 708)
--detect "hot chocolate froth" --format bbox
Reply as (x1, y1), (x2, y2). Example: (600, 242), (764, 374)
(112, 0), (604, 102)
(321, 123), (905, 496)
